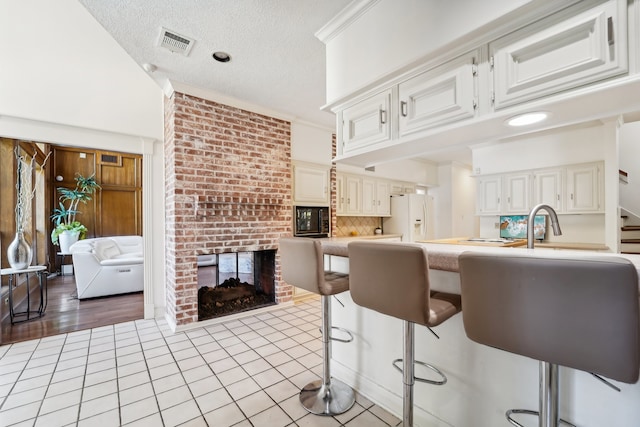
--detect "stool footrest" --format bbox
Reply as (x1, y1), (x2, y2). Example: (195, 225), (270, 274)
(506, 409), (576, 427)
(299, 378), (355, 416)
(392, 358), (447, 386)
(330, 326), (353, 343)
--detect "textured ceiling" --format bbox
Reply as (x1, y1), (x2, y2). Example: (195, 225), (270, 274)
(79, 0), (351, 129)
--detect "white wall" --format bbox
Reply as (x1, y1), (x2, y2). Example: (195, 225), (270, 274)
(428, 162), (478, 239)
(291, 121), (334, 165)
(0, 0), (166, 317)
(323, 0), (532, 102)
(338, 159), (438, 186)
(620, 121), (640, 218)
(0, 0), (164, 141)
(472, 123), (608, 175)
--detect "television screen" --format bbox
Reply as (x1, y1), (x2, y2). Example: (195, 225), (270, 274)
(499, 215), (546, 240)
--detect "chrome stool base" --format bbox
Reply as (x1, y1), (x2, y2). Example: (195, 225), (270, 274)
(506, 409), (576, 427)
(299, 378), (356, 416)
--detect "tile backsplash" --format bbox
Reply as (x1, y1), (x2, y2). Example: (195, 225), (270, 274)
(335, 216), (382, 237)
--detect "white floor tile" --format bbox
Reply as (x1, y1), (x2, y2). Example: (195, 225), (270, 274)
(187, 375), (223, 398)
(82, 379), (118, 402)
(264, 379), (300, 403)
(119, 382), (155, 406)
(203, 402), (246, 427)
(118, 370), (151, 391)
(195, 387), (233, 414)
(11, 374), (51, 394)
(121, 411), (163, 427)
(151, 372), (185, 394)
(160, 398), (201, 427)
(225, 377), (261, 401)
(249, 404), (293, 427)
(279, 394), (310, 422)
(34, 403), (80, 427)
(1, 385), (47, 410)
(156, 384), (192, 410)
(296, 413), (342, 427)
(120, 396), (159, 425)
(39, 389), (82, 415)
(77, 408), (120, 427)
(253, 368), (286, 389)
(78, 392), (119, 420)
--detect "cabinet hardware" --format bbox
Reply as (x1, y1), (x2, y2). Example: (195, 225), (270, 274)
(379, 109), (387, 124)
(489, 56), (494, 70)
(473, 100), (477, 110)
(400, 101), (408, 117)
(472, 59), (478, 76)
(607, 16), (614, 46)
(557, 194), (560, 201)
(570, 193), (574, 200)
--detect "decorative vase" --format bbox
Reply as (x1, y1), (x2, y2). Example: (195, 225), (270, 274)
(59, 230), (80, 254)
(7, 231), (32, 270)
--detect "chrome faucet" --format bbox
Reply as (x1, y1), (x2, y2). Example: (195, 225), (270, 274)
(527, 204), (562, 249)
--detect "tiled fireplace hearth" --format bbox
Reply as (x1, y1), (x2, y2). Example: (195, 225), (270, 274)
(164, 91), (293, 328)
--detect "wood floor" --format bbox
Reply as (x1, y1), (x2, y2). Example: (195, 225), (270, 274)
(0, 273), (143, 345)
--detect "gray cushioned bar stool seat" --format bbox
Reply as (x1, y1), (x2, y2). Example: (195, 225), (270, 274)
(348, 241), (462, 427)
(279, 237), (355, 416)
(459, 252), (640, 427)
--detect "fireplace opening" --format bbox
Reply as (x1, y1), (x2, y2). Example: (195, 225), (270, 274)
(197, 250), (276, 321)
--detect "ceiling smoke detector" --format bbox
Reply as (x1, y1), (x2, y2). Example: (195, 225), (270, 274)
(157, 27), (195, 56)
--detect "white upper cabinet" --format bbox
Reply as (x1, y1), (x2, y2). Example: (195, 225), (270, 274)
(533, 168), (563, 211)
(491, 0), (627, 109)
(336, 173), (396, 217)
(565, 163), (602, 212)
(361, 179), (376, 215)
(344, 175), (362, 215)
(293, 162), (330, 205)
(341, 89), (392, 154)
(477, 175), (502, 215)
(376, 181), (391, 216)
(398, 50), (479, 137)
(475, 162), (603, 215)
(504, 173), (531, 214)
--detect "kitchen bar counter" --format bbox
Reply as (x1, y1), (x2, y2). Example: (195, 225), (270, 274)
(320, 238), (636, 276)
(322, 238), (640, 427)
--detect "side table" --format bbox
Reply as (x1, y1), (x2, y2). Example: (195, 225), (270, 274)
(56, 252), (73, 276)
(1, 266), (48, 324)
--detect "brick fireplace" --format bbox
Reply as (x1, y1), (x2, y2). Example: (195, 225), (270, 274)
(164, 91), (293, 327)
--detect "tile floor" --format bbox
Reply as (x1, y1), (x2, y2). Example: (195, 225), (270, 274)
(0, 298), (401, 427)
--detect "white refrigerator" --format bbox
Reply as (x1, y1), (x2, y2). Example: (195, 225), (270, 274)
(383, 194), (434, 242)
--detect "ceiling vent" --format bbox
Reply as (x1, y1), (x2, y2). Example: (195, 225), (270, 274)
(157, 27), (194, 56)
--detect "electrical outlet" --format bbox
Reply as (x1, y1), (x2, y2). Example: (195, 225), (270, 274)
(494, 222), (500, 229)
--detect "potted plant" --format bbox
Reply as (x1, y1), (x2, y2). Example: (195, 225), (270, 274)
(51, 173), (100, 253)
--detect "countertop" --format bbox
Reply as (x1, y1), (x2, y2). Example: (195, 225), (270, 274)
(422, 237), (527, 247)
(319, 238), (640, 275)
(422, 237), (609, 251)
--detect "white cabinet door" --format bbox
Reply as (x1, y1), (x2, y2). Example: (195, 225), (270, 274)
(533, 169), (563, 211)
(376, 181), (391, 216)
(293, 163), (329, 204)
(477, 176), (502, 215)
(345, 175), (362, 215)
(491, 0), (627, 109)
(565, 163), (601, 212)
(341, 89), (392, 154)
(504, 173), (531, 214)
(361, 179), (376, 215)
(399, 50), (478, 137)
(336, 174), (345, 215)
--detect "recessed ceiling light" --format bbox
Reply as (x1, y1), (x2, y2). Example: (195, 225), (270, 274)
(212, 51), (231, 63)
(505, 112), (550, 127)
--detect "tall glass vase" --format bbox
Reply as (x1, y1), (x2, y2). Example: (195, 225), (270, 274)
(7, 231), (32, 270)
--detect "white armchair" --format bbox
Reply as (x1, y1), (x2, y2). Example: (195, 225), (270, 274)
(69, 235), (144, 299)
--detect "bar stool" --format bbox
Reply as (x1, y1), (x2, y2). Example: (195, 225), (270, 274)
(278, 237), (356, 416)
(348, 241), (462, 427)
(458, 252), (640, 427)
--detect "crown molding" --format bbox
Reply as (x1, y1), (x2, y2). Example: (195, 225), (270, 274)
(315, 0), (382, 44)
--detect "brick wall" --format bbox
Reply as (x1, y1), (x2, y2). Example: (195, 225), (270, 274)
(164, 92), (293, 326)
